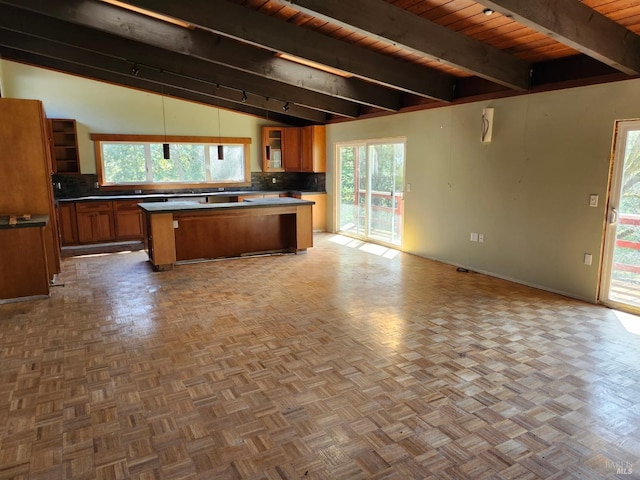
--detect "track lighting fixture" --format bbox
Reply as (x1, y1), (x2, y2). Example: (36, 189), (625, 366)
(241, 91), (247, 102)
(131, 65), (139, 76)
(482, 8), (494, 15)
(283, 102), (289, 112)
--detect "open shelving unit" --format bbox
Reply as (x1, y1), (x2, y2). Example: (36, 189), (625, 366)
(49, 119), (80, 174)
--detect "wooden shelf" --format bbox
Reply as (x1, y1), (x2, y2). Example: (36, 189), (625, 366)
(262, 127), (284, 172)
(49, 119), (80, 174)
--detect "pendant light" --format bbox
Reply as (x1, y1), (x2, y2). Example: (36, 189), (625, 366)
(161, 71), (170, 159)
(217, 107), (224, 160)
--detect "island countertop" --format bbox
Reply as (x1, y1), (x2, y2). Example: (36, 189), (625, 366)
(138, 197), (314, 214)
(139, 197), (314, 270)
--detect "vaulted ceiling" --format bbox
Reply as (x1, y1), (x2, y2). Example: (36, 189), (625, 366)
(1, 0), (639, 126)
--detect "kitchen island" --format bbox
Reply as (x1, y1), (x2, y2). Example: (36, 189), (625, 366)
(139, 197), (314, 271)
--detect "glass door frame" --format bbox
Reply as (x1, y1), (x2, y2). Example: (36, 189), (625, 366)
(335, 137), (406, 248)
(599, 119), (640, 313)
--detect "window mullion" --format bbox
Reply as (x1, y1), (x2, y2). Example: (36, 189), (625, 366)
(144, 144), (152, 182)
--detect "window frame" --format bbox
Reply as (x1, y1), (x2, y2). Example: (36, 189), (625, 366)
(91, 133), (252, 190)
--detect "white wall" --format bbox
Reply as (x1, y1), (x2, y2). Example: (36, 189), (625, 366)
(327, 79), (640, 302)
(0, 60), (272, 173)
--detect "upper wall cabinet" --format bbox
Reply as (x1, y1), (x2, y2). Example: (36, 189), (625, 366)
(262, 125), (325, 173)
(49, 119), (81, 174)
(262, 127), (284, 172)
(300, 125), (326, 173)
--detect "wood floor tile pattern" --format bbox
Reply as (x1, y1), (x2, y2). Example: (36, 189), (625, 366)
(1, 233), (639, 479)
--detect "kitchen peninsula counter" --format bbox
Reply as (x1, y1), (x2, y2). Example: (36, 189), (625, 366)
(139, 197), (314, 271)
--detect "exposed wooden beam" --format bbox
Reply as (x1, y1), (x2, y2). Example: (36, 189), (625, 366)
(482, 0), (640, 75)
(120, 0), (455, 102)
(281, 0), (531, 91)
(0, 7), (328, 123)
(0, 3), (357, 119)
(0, 29), (327, 123)
(0, 47), (306, 125)
(0, 0), (401, 110)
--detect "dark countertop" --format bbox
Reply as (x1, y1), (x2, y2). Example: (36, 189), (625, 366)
(139, 197), (314, 214)
(57, 190), (325, 203)
(0, 215), (49, 229)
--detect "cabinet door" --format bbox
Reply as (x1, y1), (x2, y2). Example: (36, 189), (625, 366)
(283, 127), (302, 171)
(76, 202), (115, 243)
(115, 200), (143, 240)
(301, 125), (326, 173)
(262, 127), (285, 172)
(58, 202), (78, 245)
(300, 193), (327, 232)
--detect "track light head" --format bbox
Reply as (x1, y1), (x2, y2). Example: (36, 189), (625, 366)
(241, 91), (247, 102)
(283, 102), (289, 112)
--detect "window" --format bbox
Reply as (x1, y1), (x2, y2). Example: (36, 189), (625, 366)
(91, 134), (251, 189)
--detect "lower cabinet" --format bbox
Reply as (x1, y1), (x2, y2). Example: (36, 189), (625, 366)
(293, 192), (326, 232)
(61, 199), (144, 245)
(114, 200), (143, 240)
(58, 202), (78, 245)
(76, 201), (115, 243)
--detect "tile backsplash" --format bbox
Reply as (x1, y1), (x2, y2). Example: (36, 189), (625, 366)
(52, 172), (325, 199)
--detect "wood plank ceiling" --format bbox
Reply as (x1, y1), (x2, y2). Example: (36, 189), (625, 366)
(0, 0), (639, 125)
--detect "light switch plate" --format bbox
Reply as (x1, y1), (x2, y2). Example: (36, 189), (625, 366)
(589, 194), (598, 207)
(584, 253), (592, 265)
(470, 232), (479, 242)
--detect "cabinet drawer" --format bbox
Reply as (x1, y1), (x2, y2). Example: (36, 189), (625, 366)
(76, 201), (113, 213)
(115, 199), (141, 211)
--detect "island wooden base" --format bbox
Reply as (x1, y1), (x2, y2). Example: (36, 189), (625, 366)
(142, 203), (313, 271)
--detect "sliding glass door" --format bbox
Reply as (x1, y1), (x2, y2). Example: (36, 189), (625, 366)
(337, 139), (405, 246)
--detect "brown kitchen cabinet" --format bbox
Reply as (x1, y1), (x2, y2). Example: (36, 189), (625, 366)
(49, 119), (80, 174)
(76, 201), (115, 243)
(293, 192), (326, 231)
(0, 99), (61, 281)
(283, 127), (301, 172)
(262, 127), (284, 172)
(114, 200), (143, 240)
(61, 199), (145, 245)
(300, 125), (326, 173)
(264, 125), (325, 173)
(58, 202), (78, 245)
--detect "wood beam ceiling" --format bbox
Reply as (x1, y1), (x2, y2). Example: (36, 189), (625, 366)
(0, 4), (357, 122)
(118, 0), (456, 102)
(0, 0), (402, 112)
(482, 0), (640, 75)
(280, 0), (532, 91)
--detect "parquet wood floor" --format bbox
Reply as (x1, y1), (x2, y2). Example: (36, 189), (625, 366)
(1, 233), (639, 479)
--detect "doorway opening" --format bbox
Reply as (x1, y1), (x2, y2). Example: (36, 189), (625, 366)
(336, 139), (405, 247)
(600, 120), (640, 313)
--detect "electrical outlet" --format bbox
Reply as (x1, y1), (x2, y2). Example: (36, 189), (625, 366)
(173, 220), (179, 229)
(589, 194), (598, 207)
(584, 253), (592, 265)
(478, 233), (484, 243)
(272, 177), (277, 184)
